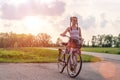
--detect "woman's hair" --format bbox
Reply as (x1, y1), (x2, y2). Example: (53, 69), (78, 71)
(70, 16), (78, 27)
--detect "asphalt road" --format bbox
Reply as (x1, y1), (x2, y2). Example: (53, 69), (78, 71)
(0, 52), (120, 80)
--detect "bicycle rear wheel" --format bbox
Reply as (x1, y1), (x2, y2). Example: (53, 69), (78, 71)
(57, 49), (66, 73)
(67, 52), (82, 78)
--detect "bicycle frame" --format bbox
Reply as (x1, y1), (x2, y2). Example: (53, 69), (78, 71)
(59, 47), (80, 64)
(58, 35), (82, 78)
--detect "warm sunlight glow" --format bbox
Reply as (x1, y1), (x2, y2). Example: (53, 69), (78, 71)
(23, 16), (40, 28)
(38, 0), (55, 4)
(10, 0), (28, 5)
(22, 16), (51, 35)
(99, 62), (116, 78)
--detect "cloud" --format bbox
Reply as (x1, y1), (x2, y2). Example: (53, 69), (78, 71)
(115, 18), (120, 26)
(63, 13), (96, 29)
(0, 0), (66, 19)
(80, 16), (96, 29)
(100, 13), (108, 27)
(56, 13), (96, 31)
(55, 13), (96, 42)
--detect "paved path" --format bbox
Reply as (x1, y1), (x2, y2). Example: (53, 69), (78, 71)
(0, 49), (120, 80)
(45, 47), (120, 61)
(83, 51), (120, 61)
(0, 61), (120, 80)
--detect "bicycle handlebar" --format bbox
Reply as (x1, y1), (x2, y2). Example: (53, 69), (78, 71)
(61, 34), (83, 40)
(60, 34), (70, 38)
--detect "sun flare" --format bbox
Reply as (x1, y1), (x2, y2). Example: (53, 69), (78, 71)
(23, 16), (40, 28)
(22, 16), (51, 35)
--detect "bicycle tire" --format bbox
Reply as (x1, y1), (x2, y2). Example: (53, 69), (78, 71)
(57, 50), (66, 73)
(67, 53), (82, 78)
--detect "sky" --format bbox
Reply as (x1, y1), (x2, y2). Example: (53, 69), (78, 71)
(0, 0), (120, 44)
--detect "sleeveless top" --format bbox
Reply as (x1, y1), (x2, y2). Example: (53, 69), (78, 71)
(69, 27), (80, 40)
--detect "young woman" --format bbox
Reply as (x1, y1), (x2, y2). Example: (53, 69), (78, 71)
(58, 17), (83, 76)
(60, 16), (82, 49)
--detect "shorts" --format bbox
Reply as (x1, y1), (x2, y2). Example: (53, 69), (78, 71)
(69, 38), (82, 48)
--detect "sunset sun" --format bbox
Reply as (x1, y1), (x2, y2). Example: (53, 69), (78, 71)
(23, 16), (40, 28)
(22, 16), (50, 34)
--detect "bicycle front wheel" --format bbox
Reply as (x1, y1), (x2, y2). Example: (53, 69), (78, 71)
(67, 53), (82, 78)
(57, 49), (66, 73)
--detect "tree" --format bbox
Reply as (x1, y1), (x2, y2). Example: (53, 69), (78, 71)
(117, 34), (120, 47)
(0, 33), (10, 48)
(113, 34), (120, 47)
(91, 36), (97, 47)
(91, 34), (115, 47)
(103, 35), (113, 47)
(36, 33), (52, 47)
(56, 37), (62, 46)
(25, 34), (34, 47)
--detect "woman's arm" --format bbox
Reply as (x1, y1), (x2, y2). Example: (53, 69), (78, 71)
(60, 27), (69, 36)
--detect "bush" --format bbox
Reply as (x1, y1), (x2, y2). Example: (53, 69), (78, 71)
(117, 52), (120, 54)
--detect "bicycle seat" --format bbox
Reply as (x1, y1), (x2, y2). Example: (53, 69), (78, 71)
(61, 42), (68, 46)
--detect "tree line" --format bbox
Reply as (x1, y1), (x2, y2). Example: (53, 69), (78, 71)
(0, 32), (53, 48)
(0, 32), (120, 48)
(56, 34), (120, 48)
(91, 34), (120, 47)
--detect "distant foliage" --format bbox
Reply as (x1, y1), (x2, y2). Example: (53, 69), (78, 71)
(0, 32), (52, 48)
(91, 34), (120, 47)
(56, 37), (63, 46)
(0, 32), (120, 48)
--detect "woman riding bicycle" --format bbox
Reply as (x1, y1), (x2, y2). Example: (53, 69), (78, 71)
(58, 16), (83, 77)
(60, 16), (83, 56)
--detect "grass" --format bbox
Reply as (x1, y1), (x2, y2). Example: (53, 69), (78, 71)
(0, 47), (101, 63)
(81, 47), (120, 55)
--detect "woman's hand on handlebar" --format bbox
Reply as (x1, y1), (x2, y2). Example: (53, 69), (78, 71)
(60, 34), (70, 39)
(60, 34), (66, 37)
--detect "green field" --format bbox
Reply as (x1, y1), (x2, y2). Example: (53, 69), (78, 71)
(0, 47), (101, 63)
(82, 47), (120, 54)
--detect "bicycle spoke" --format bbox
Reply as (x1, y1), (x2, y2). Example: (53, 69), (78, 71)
(67, 53), (82, 78)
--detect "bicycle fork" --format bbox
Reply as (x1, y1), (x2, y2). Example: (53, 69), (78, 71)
(69, 48), (77, 70)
